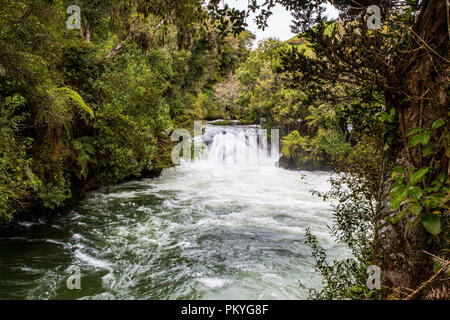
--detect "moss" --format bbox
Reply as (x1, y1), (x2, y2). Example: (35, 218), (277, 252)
(210, 119), (256, 126)
(236, 119), (255, 125)
(40, 87), (93, 132)
(211, 120), (233, 126)
(53, 87), (94, 120)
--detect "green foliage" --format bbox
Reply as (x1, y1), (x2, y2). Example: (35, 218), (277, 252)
(388, 121), (449, 237)
(233, 38), (352, 171)
(1, 0), (446, 301)
(304, 138), (383, 299)
(0, 0), (252, 223)
(217, 0), (449, 299)
(234, 38), (292, 123)
(72, 136), (96, 180)
(211, 120), (233, 126)
(52, 87), (94, 120)
(231, 34), (383, 299)
(312, 128), (350, 161)
(0, 94), (41, 222)
(281, 130), (323, 168)
(305, 228), (376, 300)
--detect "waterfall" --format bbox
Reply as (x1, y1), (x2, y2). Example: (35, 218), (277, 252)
(199, 125), (280, 166)
(2, 122), (338, 300)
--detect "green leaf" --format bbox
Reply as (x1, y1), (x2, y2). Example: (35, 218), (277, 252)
(393, 166), (404, 174)
(407, 186), (422, 199)
(408, 135), (421, 148)
(379, 109), (395, 123)
(83, 143), (95, 155)
(421, 213), (441, 235)
(407, 127), (423, 137)
(394, 208), (409, 223)
(391, 190), (407, 211)
(432, 119), (445, 130)
(438, 173), (447, 183)
(389, 185), (403, 195)
(410, 205), (423, 216)
(378, 32), (394, 38)
(408, 131), (430, 147)
(409, 167), (430, 186)
(429, 180), (442, 192)
(422, 145), (433, 157)
(418, 131), (430, 146)
(404, 218), (413, 238)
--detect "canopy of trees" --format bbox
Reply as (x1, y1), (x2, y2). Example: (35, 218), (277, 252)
(0, 0), (252, 221)
(211, 0), (449, 299)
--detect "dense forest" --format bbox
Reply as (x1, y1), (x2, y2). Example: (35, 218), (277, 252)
(0, 0), (254, 220)
(0, 0), (448, 300)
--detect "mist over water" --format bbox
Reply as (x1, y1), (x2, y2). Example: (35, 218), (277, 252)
(0, 125), (344, 300)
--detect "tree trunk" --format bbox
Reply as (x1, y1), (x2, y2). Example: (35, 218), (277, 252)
(375, 0), (449, 293)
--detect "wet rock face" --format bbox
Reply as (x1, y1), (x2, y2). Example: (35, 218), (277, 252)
(277, 155), (330, 172)
(277, 156), (292, 169)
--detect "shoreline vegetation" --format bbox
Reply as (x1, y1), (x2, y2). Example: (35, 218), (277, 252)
(2, 118), (331, 232)
(0, 1), (448, 300)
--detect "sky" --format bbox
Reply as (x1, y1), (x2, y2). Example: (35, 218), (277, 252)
(223, 0), (339, 44)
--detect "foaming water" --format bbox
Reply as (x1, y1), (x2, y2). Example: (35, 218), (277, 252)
(0, 125), (344, 300)
(201, 125), (279, 166)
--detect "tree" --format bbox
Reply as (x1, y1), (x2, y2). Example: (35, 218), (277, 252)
(0, 0), (255, 222)
(217, 0), (449, 296)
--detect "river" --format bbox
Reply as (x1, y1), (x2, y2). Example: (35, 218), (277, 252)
(0, 124), (345, 299)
